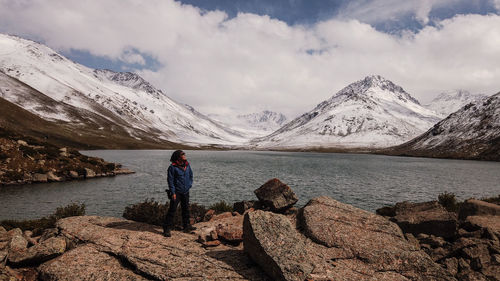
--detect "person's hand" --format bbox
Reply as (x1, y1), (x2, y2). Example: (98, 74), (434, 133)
(173, 194), (177, 201)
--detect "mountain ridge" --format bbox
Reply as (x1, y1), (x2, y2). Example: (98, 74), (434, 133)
(253, 75), (441, 149)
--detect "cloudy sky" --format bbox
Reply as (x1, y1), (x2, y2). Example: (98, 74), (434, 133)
(1, 0), (499, 118)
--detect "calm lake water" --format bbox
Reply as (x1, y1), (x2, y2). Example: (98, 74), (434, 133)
(1, 150), (499, 220)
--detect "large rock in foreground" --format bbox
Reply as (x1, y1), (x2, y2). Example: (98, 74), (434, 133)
(391, 201), (458, 239)
(243, 211), (313, 281)
(38, 244), (149, 281)
(40, 216), (268, 280)
(254, 178), (298, 212)
(301, 196), (456, 280)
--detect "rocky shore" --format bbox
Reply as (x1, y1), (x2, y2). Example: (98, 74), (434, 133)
(0, 129), (133, 186)
(1, 179), (499, 280)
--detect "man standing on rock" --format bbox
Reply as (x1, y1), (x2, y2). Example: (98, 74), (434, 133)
(163, 150), (196, 237)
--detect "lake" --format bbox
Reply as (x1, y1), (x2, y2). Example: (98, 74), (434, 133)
(0, 150), (499, 220)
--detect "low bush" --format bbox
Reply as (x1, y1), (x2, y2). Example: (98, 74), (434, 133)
(438, 191), (459, 212)
(208, 200), (233, 214)
(123, 199), (207, 229)
(0, 202), (85, 236)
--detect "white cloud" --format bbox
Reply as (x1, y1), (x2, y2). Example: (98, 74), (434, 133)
(120, 50), (146, 66)
(493, 0), (500, 10)
(0, 0), (499, 118)
(336, 0), (459, 25)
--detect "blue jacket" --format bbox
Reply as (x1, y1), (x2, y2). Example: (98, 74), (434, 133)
(167, 163), (193, 194)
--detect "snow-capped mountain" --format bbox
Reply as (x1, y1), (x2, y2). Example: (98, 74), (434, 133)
(209, 110), (288, 137)
(425, 90), (488, 118)
(0, 34), (248, 146)
(392, 93), (500, 161)
(237, 110), (287, 131)
(252, 75), (442, 149)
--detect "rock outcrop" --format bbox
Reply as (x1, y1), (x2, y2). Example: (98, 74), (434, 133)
(243, 210), (313, 281)
(48, 216), (267, 280)
(301, 196), (455, 280)
(378, 198), (500, 280)
(379, 201), (458, 239)
(0, 128), (134, 186)
(459, 199), (500, 220)
(254, 178), (298, 212)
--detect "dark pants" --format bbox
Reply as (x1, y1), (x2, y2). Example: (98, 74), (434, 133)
(164, 192), (190, 230)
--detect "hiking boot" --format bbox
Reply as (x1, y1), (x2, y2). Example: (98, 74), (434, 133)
(163, 229), (172, 237)
(183, 225), (197, 233)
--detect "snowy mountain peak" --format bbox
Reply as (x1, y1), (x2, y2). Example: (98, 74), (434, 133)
(425, 89), (487, 118)
(332, 75), (420, 105)
(93, 69), (163, 96)
(253, 75), (440, 149)
(237, 110), (287, 127)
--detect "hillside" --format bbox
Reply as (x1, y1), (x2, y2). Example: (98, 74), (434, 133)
(0, 34), (248, 147)
(0, 74), (181, 149)
(387, 92), (500, 161)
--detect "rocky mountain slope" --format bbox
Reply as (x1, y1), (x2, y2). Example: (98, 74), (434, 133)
(0, 74), (182, 149)
(425, 90), (488, 118)
(388, 92), (500, 161)
(252, 75), (441, 149)
(0, 34), (248, 147)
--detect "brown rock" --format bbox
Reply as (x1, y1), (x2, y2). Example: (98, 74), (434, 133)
(300, 196), (455, 280)
(254, 178), (298, 212)
(457, 270), (488, 281)
(419, 235), (448, 248)
(55, 216), (267, 280)
(391, 201), (458, 239)
(443, 257), (459, 276)
(46, 171), (62, 182)
(459, 257), (472, 271)
(209, 211), (233, 221)
(464, 215), (500, 234)
(202, 240), (221, 247)
(0, 226), (6, 235)
(38, 244), (149, 281)
(0, 249), (7, 262)
(114, 168), (134, 175)
(216, 215), (244, 243)
(84, 168), (96, 178)
(244, 210), (313, 281)
(233, 200), (259, 214)
(459, 199), (500, 220)
(431, 247), (450, 262)
(203, 209), (216, 221)
(32, 173), (48, 183)
(39, 228), (58, 243)
(481, 264), (500, 281)
(195, 226), (216, 243)
(405, 233), (420, 250)
(9, 233), (28, 251)
(69, 171), (78, 179)
(461, 244), (490, 270)
(458, 228), (483, 238)
(8, 237), (66, 266)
